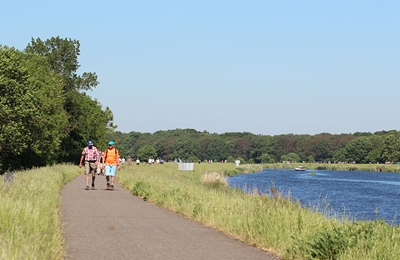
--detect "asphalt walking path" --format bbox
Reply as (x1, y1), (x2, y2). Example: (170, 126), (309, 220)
(60, 175), (279, 260)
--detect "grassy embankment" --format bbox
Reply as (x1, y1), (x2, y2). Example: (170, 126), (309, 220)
(0, 164), (80, 260)
(2, 162), (400, 259)
(117, 162), (400, 260)
(263, 162), (400, 173)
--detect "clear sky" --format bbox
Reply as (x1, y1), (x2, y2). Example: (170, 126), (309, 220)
(2, 1), (399, 136)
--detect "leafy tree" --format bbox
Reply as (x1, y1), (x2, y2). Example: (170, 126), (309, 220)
(227, 155), (235, 163)
(172, 138), (199, 161)
(226, 140), (235, 156)
(380, 134), (400, 163)
(137, 145), (157, 162)
(198, 136), (213, 160)
(287, 152), (301, 163)
(25, 37), (115, 163)
(344, 137), (373, 163)
(57, 91), (114, 162)
(236, 157), (246, 164)
(315, 139), (333, 162)
(0, 46), (31, 165)
(274, 135), (295, 160)
(307, 155), (315, 163)
(207, 138), (232, 161)
(25, 37), (98, 91)
(250, 137), (270, 163)
(280, 155), (289, 162)
(0, 46), (68, 170)
(233, 138), (252, 160)
(366, 135), (384, 163)
(332, 149), (346, 163)
(260, 153), (275, 163)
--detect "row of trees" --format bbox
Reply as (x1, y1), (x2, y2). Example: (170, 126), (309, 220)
(0, 37), (115, 171)
(109, 129), (400, 164)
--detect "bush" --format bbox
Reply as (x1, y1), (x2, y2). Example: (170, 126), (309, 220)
(227, 156), (235, 163)
(236, 157), (246, 164)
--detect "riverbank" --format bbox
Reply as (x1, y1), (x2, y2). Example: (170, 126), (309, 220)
(263, 162), (400, 173)
(117, 162), (400, 259)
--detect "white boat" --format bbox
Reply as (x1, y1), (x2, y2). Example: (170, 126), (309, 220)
(295, 166), (306, 171)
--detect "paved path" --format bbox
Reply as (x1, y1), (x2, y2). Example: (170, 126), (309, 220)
(60, 175), (279, 260)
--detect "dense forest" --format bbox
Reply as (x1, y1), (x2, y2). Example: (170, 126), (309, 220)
(108, 129), (400, 164)
(0, 37), (115, 171)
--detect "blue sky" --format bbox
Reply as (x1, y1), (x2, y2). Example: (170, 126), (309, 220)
(2, 1), (399, 135)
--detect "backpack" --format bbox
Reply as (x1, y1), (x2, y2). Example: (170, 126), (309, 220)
(104, 148), (119, 162)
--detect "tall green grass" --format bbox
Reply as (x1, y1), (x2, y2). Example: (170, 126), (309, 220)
(0, 164), (80, 260)
(3, 162), (399, 259)
(117, 163), (400, 259)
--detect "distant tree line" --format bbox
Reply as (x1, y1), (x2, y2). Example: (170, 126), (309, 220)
(109, 129), (400, 164)
(0, 37), (115, 172)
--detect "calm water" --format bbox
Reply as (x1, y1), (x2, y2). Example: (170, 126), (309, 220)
(228, 168), (400, 225)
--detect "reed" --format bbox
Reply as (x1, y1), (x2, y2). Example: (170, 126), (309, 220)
(117, 162), (400, 259)
(200, 171), (228, 185)
(0, 164), (80, 260)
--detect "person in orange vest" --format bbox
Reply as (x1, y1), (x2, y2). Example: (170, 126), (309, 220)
(102, 140), (120, 190)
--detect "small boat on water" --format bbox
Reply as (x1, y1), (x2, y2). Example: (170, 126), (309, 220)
(295, 166), (306, 171)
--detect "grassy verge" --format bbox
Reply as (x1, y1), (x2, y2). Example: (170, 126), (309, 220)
(263, 163), (400, 173)
(0, 164), (80, 260)
(117, 162), (400, 259)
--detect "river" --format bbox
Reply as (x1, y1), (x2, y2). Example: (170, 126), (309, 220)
(227, 168), (400, 225)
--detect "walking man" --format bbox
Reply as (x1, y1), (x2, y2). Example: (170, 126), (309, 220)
(102, 140), (120, 190)
(79, 140), (99, 190)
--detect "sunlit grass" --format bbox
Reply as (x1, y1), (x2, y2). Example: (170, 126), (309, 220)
(117, 162), (400, 259)
(0, 164), (80, 260)
(3, 162), (399, 259)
